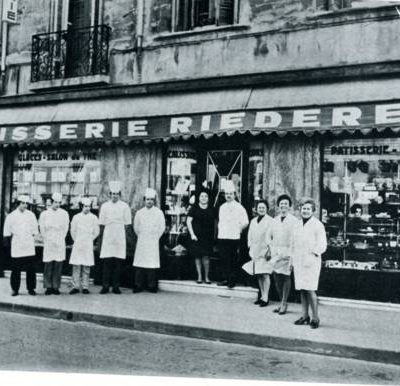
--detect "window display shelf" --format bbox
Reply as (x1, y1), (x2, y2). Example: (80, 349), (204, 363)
(323, 139), (400, 273)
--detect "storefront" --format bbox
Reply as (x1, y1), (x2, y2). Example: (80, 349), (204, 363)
(1, 98), (400, 302)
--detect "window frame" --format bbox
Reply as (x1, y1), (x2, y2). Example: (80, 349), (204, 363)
(171, 0), (239, 33)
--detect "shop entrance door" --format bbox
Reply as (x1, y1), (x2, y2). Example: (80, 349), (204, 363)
(206, 150), (243, 207)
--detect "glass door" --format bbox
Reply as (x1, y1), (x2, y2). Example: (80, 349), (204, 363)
(206, 150), (243, 207)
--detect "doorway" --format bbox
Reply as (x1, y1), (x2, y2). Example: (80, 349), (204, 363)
(65, 0), (101, 77)
(196, 136), (250, 211)
(206, 150), (243, 207)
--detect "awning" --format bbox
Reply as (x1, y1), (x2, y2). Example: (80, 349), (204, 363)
(1, 80), (400, 146)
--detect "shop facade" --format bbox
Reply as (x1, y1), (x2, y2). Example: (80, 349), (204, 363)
(1, 98), (400, 303)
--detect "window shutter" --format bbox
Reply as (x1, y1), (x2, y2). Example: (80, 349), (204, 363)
(218, 0), (234, 26)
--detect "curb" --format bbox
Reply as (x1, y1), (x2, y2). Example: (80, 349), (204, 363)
(0, 301), (399, 366)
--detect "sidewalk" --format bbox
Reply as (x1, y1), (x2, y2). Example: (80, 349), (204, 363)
(0, 277), (399, 366)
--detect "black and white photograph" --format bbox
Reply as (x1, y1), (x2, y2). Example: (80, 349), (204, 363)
(0, 0), (399, 385)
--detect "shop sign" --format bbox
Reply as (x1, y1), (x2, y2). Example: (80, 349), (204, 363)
(325, 138), (400, 159)
(2, 0), (18, 23)
(1, 102), (400, 145)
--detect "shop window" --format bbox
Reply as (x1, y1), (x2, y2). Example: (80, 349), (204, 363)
(248, 142), (264, 216)
(12, 149), (102, 247)
(322, 139), (400, 272)
(172, 0), (237, 32)
(164, 145), (197, 259)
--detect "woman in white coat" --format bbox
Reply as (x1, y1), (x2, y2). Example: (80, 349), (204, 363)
(292, 198), (327, 329)
(133, 188), (166, 293)
(247, 200), (273, 307)
(39, 192), (69, 295)
(69, 197), (100, 294)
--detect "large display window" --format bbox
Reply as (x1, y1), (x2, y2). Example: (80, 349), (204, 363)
(164, 144), (197, 257)
(12, 148), (102, 247)
(323, 138), (400, 272)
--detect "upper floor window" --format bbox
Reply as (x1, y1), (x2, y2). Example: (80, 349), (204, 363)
(317, 0), (352, 10)
(172, 0), (237, 32)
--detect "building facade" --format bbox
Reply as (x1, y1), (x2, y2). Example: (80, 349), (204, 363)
(0, 0), (400, 302)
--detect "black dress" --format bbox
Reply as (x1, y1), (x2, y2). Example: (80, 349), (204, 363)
(188, 205), (215, 258)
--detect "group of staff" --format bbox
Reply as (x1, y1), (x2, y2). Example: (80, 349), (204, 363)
(186, 180), (327, 329)
(3, 178), (327, 329)
(3, 181), (165, 297)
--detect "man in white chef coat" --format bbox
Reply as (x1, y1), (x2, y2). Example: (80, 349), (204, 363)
(3, 195), (39, 296)
(39, 192), (70, 295)
(133, 188), (165, 293)
(99, 181), (132, 294)
(217, 180), (249, 289)
(69, 197), (100, 295)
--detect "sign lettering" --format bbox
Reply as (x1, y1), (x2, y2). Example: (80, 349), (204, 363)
(0, 102), (399, 145)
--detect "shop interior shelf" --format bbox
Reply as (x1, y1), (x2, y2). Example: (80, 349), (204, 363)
(346, 232), (396, 238)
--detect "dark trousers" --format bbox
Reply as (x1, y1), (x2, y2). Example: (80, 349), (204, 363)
(43, 261), (64, 289)
(134, 267), (157, 291)
(218, 239), (240, 286)
(10, 256), (36, 293)
(102, 257), (122, 289)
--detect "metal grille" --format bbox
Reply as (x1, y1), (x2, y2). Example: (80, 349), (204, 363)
(31, 25), (111, 82)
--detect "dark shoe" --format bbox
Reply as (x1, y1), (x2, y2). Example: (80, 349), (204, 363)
(11, 291), (18, 297)
(112, 287), (122, 294)
(205, 280), (212, 285)
(217, 281), (228, 286)
(69, 288), (79, 295)
(254, 299), (262, 305)
(259, 300), (269, 307)
(53, 289), (61, 295)
(45, 288), (52, 296)
(196, 280), (203, 284)
(273, 307), (280, 313)
(227, 282), (236, 289)
(133, 288), (143, 293)
(82, 289), (90, 295)
(278, 306), (288, 315)
(28, 290), (36, 296)
(310, 319), (320, 329)
(99, 287), (109, 294)
(294, 316), (311, 325)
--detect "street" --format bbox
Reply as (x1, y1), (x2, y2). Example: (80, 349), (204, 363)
(0, 311), (399, 384)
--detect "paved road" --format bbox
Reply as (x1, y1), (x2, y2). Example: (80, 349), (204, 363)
(0, 311), (399, 384)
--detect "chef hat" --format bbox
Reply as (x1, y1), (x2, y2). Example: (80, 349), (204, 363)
(109, 180), (122, 193)
(224, 180), (236, 193)
(144, 187), (157, 199)
(81, 197), (92, 206)
(17, 195), (30, 204)
(52, 192), (62, 202)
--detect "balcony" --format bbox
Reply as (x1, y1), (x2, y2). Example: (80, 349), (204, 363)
(30, 25), (111, 90)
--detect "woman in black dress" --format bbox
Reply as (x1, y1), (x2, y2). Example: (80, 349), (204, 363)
(186, 190), (215, 284)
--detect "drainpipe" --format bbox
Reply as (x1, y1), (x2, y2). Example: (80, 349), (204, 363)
(1, 21), (7, 90)
(0, 0), (6, 93)
(136, 0), (144, 56)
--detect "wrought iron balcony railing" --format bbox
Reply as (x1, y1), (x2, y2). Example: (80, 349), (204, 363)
(31, 24), (111, 83)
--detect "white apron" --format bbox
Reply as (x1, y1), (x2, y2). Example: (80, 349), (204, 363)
(39, 208), (70, 262)
(269, 213), (299, 276)
(99, 200), (132, 259)
(247, 215), (273, 275)
(133, 206), (166, 269)
(3, 209), (38, 258)
(292, 216), (327, 291)
(70, 212), (100, 266)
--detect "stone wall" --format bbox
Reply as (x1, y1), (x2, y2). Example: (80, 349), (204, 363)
(5, 0), (400, 96)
